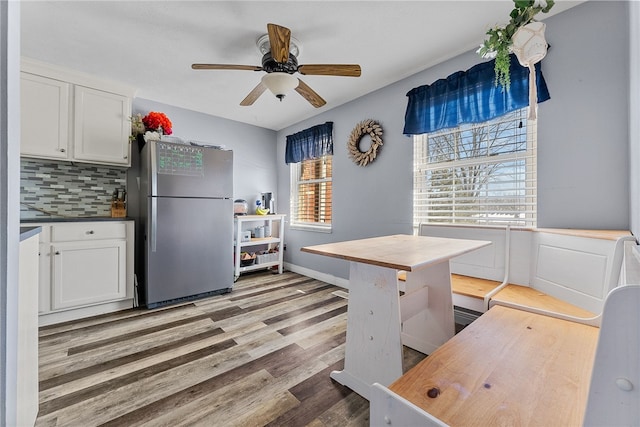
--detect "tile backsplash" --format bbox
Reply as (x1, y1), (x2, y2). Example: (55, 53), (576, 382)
(20, 159), (126, 219)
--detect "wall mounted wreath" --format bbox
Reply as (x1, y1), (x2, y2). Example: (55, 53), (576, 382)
(347, 119), (383, 167)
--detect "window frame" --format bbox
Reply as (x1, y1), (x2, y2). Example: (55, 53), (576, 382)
(289, 155), (333, 233)
(413, 108), (537, 230)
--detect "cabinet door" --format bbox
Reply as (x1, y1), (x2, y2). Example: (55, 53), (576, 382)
(20, 73), (70, 159)
(51, 240), (126, 310)
(73, 85), (131, 166)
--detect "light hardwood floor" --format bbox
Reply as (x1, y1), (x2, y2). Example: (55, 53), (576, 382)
(36, 270), (426, 427)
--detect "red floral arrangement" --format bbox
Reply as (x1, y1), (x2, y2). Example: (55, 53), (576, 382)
(142, 112), (173, 135)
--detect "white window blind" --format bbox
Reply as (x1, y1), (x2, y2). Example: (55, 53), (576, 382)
(290, 156), (332, 231)
(413, 108), (536, 228)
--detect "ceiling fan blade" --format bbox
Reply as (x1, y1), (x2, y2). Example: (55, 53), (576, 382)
(192, 64), (262, 71)
(240, 82), (267, 106)
(298, 64), (361, 77)
(267, 23), (291, 63)
(295, 78), (326, 108)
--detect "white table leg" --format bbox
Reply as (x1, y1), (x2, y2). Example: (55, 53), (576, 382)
(401, 261), (455, 355)
(331, 261), (404, 400)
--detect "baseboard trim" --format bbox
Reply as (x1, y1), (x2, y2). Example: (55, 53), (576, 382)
(284, 262), (349, 289)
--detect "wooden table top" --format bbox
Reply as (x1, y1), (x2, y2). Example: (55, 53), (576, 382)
(534, 228), (632, 241)
(301, 234), (490, 272)
(389, 305), (599, 426)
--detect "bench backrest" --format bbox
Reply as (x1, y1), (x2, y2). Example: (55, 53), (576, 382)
(529, 230), (633, 313)
(418, 224), (633, 314)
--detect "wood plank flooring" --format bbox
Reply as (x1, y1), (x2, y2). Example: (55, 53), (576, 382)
(36, 270), (426, 427)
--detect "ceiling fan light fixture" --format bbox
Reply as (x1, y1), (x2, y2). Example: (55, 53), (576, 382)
(261, 73), (298, 101)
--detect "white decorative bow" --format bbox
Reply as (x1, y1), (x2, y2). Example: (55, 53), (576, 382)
(533, 0), (547, 9)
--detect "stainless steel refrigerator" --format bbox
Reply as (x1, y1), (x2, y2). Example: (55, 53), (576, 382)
(139, 140), (233, 308)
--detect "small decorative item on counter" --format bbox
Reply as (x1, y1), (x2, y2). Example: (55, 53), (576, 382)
(234, 199), (248, 215)
(241, 230), (252, 242)
(110, 188), (127, 218)
(254, 226), (265, 238)
(111, 201), (126, 218)
(255, 199), (270, 215)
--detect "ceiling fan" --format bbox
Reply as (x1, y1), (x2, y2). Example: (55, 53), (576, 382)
(192, 23), (361, 108)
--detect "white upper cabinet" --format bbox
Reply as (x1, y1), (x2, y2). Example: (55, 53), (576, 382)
(20, 58), (136, 167)
(20, 73), (71, 160)
(73, 85), (131, 165)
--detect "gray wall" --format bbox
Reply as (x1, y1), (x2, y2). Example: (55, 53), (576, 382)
(537, 1), (629, 228)
(133, 99), (277, 207)
(277, 1), (632, 280)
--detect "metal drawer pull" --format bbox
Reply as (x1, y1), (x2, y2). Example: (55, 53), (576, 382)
(86, 230), (95, 235)
(55, 251), (60, 255)
(60, 148), (66, 152)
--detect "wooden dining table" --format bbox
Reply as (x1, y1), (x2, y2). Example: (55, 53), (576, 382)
(301, 234), (491, 399)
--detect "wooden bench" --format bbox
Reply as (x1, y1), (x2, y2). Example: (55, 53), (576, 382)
(400, 268), (596, 321)
(372, 304), (599, 426)
(490, 283), (595, 318)
(371, 285), (640, 426)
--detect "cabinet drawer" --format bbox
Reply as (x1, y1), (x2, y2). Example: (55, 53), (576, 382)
(51, 222), (126, 242)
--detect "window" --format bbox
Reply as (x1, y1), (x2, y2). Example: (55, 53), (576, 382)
(413, 108), (536, 228)
(290, 155), (332, 231)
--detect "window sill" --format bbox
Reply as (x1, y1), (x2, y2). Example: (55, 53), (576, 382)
(290, 224), (332, 233)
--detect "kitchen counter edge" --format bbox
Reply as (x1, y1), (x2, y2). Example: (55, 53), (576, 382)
(21, 217), (134, 224)
(20, 226), (42, 242)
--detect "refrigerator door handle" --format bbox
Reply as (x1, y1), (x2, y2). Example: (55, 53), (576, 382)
(151, 197), (157, 252)
(150, 141), (158, 196)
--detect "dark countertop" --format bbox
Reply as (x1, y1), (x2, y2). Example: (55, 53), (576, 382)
(21, 216), (134, 224)
(20, 226), (42, 242)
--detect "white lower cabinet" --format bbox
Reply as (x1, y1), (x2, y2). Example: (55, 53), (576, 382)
(51, 240), (127, 310)
(34, 220), (134, 326)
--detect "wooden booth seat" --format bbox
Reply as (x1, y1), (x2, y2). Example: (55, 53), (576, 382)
(398, 271), (594, 319)
(372, 304), (600, 426)
(397, 272), (501, 300)
(408, 225), (634, 321)
(490, 283), (596, 318)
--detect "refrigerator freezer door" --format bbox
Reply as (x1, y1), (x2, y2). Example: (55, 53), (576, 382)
(150, 141), (232, 198)
(145, 197), (233, 306)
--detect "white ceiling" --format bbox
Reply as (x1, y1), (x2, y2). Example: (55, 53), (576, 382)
(20, 1), (583, 131)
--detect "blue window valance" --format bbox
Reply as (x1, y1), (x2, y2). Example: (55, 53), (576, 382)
(403, 54), (550, 136)
(285, 121), (333, 164)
